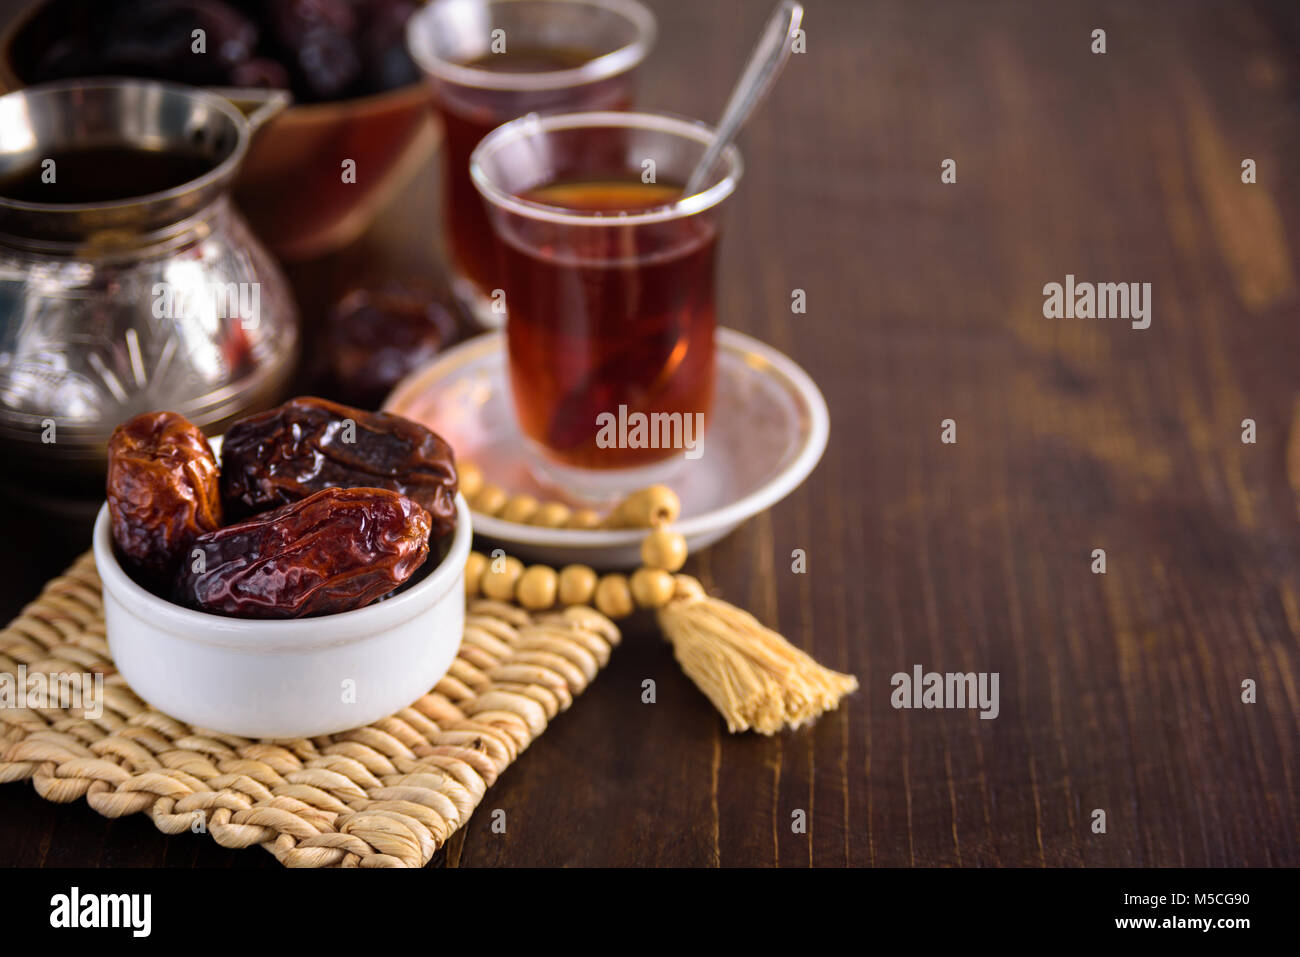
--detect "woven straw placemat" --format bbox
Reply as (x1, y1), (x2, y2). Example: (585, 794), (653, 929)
(0, 551), (619, 867)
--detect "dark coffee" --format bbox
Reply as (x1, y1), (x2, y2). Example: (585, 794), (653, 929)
(0, 146), (214, 204)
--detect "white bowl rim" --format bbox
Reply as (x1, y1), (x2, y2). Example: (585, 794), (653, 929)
(93, 493), (472, 652)
(385, 327), (831, 549)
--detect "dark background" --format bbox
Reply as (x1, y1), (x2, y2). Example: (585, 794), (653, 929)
(3, 0), (1300, 866)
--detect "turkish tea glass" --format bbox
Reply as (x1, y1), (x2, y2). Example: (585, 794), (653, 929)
(470, 110), (743, 496)
(406, 0), (655, 327)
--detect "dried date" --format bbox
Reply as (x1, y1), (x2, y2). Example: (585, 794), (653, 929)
(176, 486), (431, 618)
(107, 411), (222, 582)
(220, 396), (458, 535)
(325, 282), (457, 408)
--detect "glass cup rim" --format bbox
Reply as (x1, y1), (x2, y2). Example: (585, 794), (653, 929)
(406, 0), (657, 92)
(470, 110), (744, 227)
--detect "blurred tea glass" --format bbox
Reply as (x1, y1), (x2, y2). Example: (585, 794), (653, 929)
(470, 111), (742, 495)
(406, 0), (655, 326)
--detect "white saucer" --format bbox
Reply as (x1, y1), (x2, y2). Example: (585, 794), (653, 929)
(385, 328), (829, 568)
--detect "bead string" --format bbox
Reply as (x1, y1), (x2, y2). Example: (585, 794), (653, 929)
(458, 461), (680, 530)
(465, 522), (692, 619)
(455, 462), (859, 735)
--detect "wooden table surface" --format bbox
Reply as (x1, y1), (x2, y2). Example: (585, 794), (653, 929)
(3, 0), (1299, 867)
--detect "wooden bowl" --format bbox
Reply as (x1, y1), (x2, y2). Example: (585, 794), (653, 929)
(228, 84), (439, 261)
(0, 0), (440, 261)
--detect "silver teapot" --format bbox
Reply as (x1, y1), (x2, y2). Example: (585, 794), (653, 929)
(0, 78), (299, 497)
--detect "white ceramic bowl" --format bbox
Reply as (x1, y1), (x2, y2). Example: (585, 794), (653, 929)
(92, 493), (472, 739)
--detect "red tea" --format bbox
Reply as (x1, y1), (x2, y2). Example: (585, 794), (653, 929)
(502, 176), (717, 470)
(431, 48), (634, 298)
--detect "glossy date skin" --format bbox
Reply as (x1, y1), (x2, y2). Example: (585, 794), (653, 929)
(107, 411), (222, 582)
(220, 396), (458, 536)
(176, 486), (431, 618)
(326, 283), (457, 408)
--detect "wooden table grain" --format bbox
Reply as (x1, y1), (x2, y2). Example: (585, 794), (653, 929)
(2, 0), (1299, 867)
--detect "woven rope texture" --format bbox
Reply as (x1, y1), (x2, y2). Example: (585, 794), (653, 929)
(0, 552), (619, 867)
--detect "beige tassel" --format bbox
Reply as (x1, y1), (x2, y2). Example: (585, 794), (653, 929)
(462, 470), (859, 735)
(657, 585), (859, 735)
